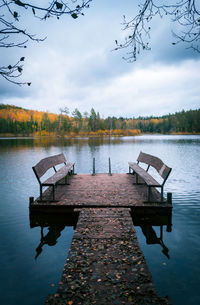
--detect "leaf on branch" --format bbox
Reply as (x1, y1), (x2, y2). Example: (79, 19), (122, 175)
(18, 67), (23, 73)
(32, 8), (35, 15)
(14, 11), (18, 19)
(27, 82), (31, 86)
(55, 2), (63, 10)
(14, 0), (25, 7)
(8, 65), (12, 70)
(115, 40), (118, 44)
(20, 57), (25, 61)
(71, 13), (78, 19)
(172, 42), (176, 45)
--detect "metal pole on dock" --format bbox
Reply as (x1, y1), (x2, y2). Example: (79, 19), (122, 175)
(108, 157), (112, 176)
(92, 157), (95, 176)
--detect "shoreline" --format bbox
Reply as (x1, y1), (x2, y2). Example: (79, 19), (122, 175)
(0, 132), (199, 138)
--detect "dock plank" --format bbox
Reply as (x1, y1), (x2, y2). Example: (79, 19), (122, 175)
(30, 174), (171, 210)
(45, 208), (171, 305)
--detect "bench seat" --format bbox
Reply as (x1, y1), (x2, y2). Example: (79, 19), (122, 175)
(128, 152), (171, 202)
(128, 162), (161, 187)
(43, 162), (75, 185)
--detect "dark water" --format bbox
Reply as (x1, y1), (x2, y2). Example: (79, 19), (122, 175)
(0, 135), (200, 305)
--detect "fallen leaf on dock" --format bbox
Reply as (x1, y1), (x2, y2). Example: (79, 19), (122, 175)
(128, 295), (133, 302)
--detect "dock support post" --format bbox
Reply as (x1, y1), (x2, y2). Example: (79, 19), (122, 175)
(108, 157), (112, 176)
(29, 196), (34, 208)
(160, 225), (163, 240)
(92, 157), (95, 176)
(167, 192), (172, 204)
(167, 213), (172, 232)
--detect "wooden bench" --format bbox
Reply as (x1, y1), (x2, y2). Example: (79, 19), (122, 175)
(32, 153), (75, 201)
(128, 152), (171, 202)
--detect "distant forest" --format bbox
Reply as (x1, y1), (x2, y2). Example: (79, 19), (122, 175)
(0, 104), (199, 136)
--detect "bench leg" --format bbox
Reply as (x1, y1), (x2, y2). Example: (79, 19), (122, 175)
(148, 186), (163, 202)
(148, 186), (151, 202)
(161, 187), (163, 202)
(52, 185), (55, 201)
(65, 175), (70, 185)
(40, 185), (43, 201)
(136, 173), (138, 184)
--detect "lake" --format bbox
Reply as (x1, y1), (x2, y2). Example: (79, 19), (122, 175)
(0, 135), (200, 305)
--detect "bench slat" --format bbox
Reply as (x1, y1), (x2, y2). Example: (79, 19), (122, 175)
(128, 162), (161, 186)
(33, 153), (67, 178)
(43, 163), (74, 185)
(137, 151), (171, 179)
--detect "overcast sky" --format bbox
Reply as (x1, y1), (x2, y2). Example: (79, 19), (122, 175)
(0, 0), (200, 117)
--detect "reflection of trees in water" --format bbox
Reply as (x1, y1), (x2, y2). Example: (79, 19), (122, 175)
(35, 225), (65, 260)
(0, 136), (139, 151)
(1, 135), (197, 153)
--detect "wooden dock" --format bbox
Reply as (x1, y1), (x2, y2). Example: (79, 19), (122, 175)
(30, 173), (172, 305)
(30, 174), (172, 213)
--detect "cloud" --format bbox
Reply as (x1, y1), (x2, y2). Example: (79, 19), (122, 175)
(3, 59), (200, 117)
(73, 59), (200, 117)
(1, 0), (200, 117)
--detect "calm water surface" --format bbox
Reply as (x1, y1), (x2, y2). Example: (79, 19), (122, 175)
(0, 135), (200, 305)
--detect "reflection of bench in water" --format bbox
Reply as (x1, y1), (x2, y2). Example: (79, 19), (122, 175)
(141, 225), (169, 259)
(132, 213), (171, 259)
(30, 211), (79, 259)
(129, 151), (172, 202)
(35, 225), (65, 259)
(32, 153), (75, 201)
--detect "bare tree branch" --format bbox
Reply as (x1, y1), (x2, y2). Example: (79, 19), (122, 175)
(1, 1), (199, 85)
(0, 56), (32, 85)
(0, 0), (92, 85)
(114, 0), (200, 62)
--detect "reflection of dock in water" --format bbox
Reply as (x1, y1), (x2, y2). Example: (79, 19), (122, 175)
(30, 174), (172, 304)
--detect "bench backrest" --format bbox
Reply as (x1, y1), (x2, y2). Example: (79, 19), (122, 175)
(137, 151), (171, 181)
(32, 153), (66, 180)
